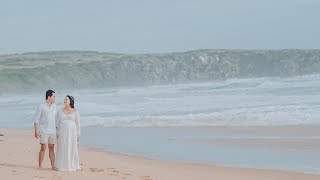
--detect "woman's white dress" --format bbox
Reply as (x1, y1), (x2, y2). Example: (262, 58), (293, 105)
(56, 110), (81, 171)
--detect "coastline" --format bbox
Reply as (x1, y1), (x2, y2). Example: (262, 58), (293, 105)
(0, 128), (319, 180)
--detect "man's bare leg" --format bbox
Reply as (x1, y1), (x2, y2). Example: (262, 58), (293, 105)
(39, 144), (47, 169)
(48, 144), (57, 170)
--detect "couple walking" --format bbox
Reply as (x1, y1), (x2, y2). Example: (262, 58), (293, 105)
(34, 90), (81, 171)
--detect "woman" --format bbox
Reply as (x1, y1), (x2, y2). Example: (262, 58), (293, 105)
(56, 95), (81, 171)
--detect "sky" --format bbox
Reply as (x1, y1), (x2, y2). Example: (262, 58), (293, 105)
(0, 0), (319, 54)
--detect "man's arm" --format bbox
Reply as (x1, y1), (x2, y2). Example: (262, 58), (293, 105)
(34, 104), (42, 139)
(34, 123), (39, 139)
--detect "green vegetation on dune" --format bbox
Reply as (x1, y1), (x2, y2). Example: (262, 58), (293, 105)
(0, 49), (320, 92)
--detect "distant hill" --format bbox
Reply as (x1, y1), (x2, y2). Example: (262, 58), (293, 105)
(1, 49), (320, 92)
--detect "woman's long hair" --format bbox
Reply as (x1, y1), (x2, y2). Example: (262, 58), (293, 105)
(66, 95), (75, 108)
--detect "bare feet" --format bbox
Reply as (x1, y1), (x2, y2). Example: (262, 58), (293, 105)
(52, 167), (58, 171)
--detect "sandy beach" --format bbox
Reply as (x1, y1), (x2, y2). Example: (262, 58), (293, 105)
(0, 128), (319, 180)
(189, 125), (320, 151)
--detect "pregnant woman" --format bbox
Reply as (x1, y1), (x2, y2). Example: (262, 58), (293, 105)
(56, 95), (81, 171)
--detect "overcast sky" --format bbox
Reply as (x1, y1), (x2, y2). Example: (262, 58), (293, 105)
(0, 0), (319, 54)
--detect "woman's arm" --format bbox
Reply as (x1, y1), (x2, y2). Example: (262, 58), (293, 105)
(75, 111), (81, 141)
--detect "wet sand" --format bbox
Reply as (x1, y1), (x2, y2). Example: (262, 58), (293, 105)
(0, 128), (319, 180)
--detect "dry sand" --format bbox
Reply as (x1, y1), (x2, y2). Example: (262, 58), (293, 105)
(0, 128), (319, 180)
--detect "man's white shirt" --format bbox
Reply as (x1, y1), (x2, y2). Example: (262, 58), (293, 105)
(34, 102), (57, 134)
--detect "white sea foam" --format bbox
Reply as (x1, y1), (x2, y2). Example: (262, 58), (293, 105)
(1, 74), (320, 128)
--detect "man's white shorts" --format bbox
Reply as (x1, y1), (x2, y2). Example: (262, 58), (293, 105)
(40, 133), (56, 145)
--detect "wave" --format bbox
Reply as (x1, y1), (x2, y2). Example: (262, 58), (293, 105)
(1, 74), (320, 128)
(80, 108), (320, 127)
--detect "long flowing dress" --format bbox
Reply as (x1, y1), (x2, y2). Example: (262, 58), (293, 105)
(56, 110), (81, 171)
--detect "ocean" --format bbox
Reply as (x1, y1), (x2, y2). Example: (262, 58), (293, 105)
(1, 74), (320, 174)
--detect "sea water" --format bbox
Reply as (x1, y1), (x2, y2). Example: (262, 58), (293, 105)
(1, 74), (320, 174)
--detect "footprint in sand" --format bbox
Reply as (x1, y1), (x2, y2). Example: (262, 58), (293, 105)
(88, 167), (133, 178)
(108, 170), (120, 176)
(51, 174), (63, 180)
(140, 176), (153, 180)
(89, 168), (105, 173)
(11, 170), (25, 175)
(88, 167), (119, 176)
(34, 175), (45, 179)
(121, 173), (131, 176)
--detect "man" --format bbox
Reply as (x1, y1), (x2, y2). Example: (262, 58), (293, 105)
(34, 90), (58, 170)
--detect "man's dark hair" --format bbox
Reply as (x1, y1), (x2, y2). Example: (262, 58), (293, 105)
(46, 90), (55, 100)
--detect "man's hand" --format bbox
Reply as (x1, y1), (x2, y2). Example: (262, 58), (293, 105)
(77, 135), (80, 141)
(34, 123), (39, 139)
(35, 130), (40, 139)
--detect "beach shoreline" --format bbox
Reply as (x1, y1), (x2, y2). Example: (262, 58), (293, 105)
(1, 128), (319, 180)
